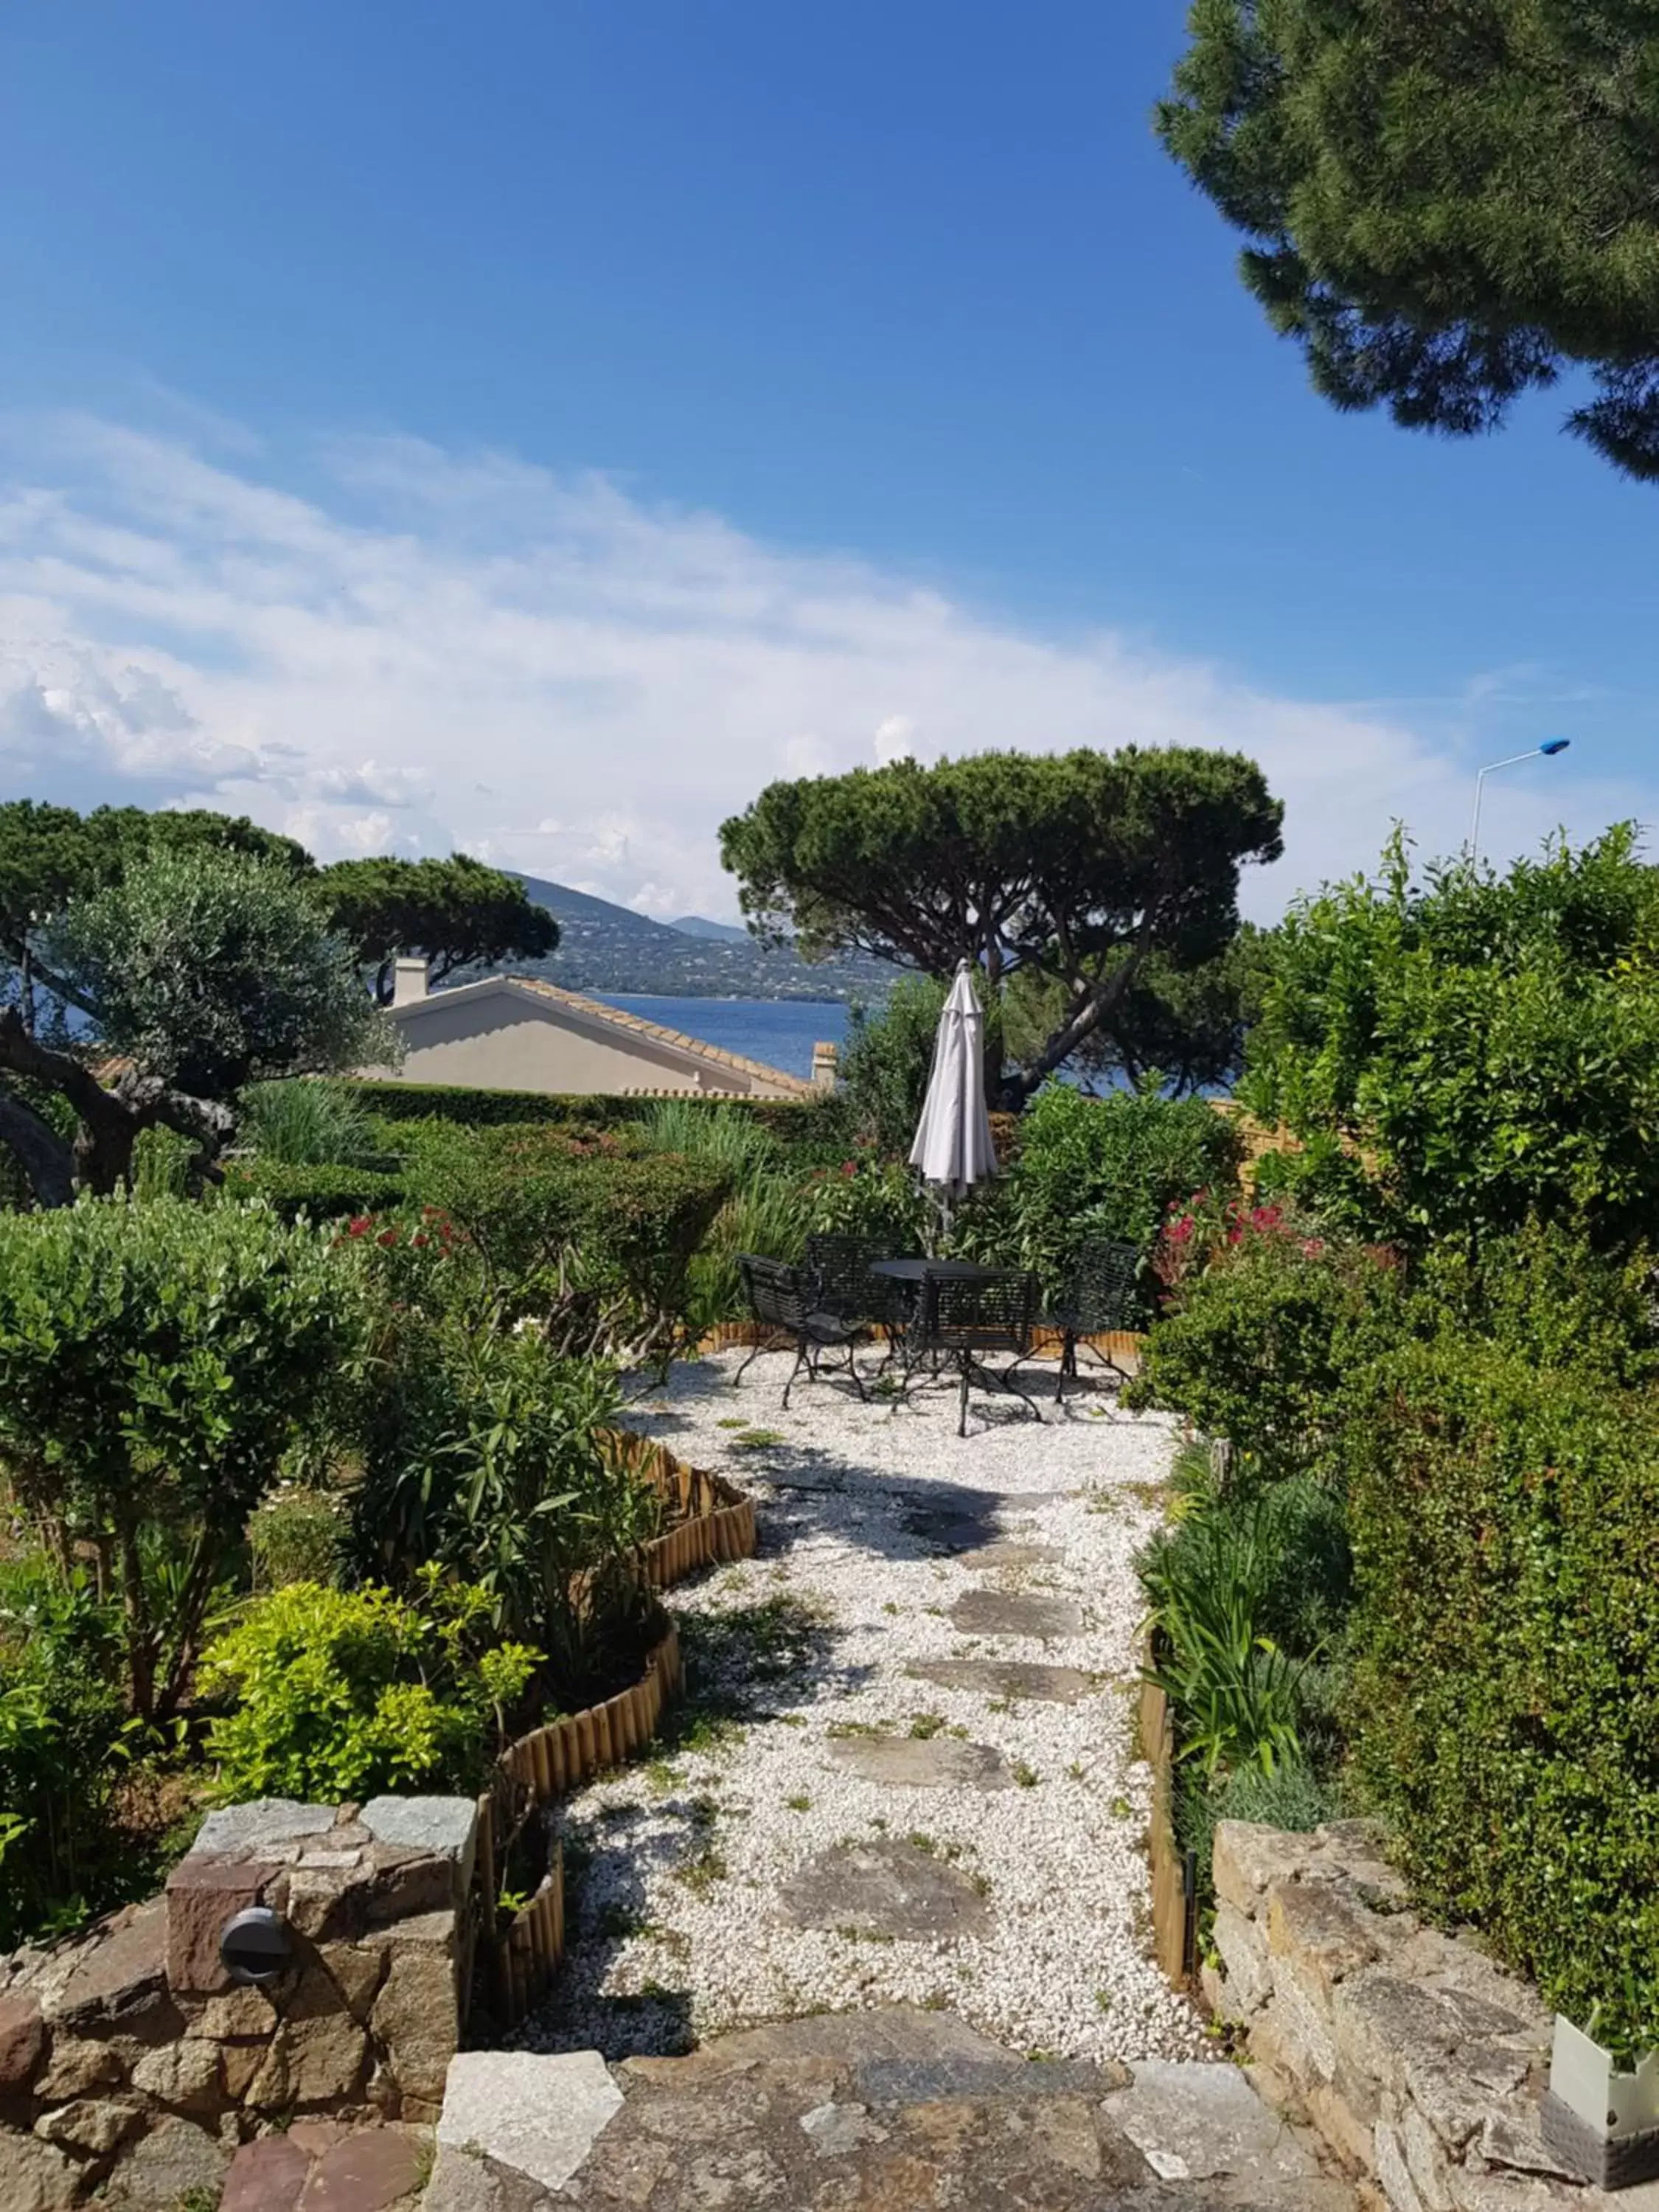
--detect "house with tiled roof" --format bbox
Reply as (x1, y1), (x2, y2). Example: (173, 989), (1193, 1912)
(372, 961), (827, 1100)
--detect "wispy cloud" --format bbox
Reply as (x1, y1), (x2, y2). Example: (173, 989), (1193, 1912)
(0, 411), (1646, 920)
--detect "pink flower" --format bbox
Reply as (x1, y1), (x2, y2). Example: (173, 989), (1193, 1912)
(346, 1217), (372, 1238)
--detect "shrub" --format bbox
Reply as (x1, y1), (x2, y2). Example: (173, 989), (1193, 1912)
(238, 1078), (386, 1167)
(1242, 826), (1659, 1254)
(839, 977), (953, 1155)
(806, 1156), (929, 1252)
(399, 1121), (731, 1357)
(1006, 1080), (1244, 1308)
(352, 1318), (655, 1683)
(0, 1197), (362, 1720)
(0, 1568), (136, 1946)
(1343, 1338), (1659, 2053)
(223, 1160), (408, 1222)
(248, 1487), (347, 1590)
(639, 1102), (813, 1328)
(200, 1573), (538, 1801)
(1129, 1206), (1406, 1486)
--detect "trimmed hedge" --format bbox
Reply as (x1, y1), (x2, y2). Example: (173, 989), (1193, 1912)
(223, 1160), (407, 1221)
(1345, 1338), (1659, 2051)
(344, 1079), (818, 1141)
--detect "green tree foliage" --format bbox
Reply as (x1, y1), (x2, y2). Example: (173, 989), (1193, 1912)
(720, 748), (1282, 1105)
(0, 846), (393, 1204)
(200, 1573), (538, 1802)
(839, 975), (953, 1154)
(0, 1197), (361, 1721)
(1241, 827), (1659, 1251)
(321, 853), (559, 1003)
(1158, 1), (1659, 479)
(1002, 928), (1272, 1095)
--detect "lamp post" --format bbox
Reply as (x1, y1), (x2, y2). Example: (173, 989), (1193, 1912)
(1470, 739), (1571, 863)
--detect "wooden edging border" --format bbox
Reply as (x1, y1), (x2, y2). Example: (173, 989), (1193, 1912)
(1138, 1637), (1197, 1991)
(472, 1434), (757, 2031)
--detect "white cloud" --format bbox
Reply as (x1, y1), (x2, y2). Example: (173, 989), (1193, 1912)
(0, 410), (1646, 919)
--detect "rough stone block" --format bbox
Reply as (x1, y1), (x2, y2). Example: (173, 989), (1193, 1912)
(98, 2114), (232, 2210)
(1265, 1962), (1341, 2085)
(323, 1938), (391, 2023)
(1307, 2076), (1380, 2174)
(1477, 2105), (1580, 2183)
(166, 1854), (280, 1996)
(35, 2032), (126, 2099)
(1401, 2052), (1497, 2155)
(0, 1992), (46, 2090)
(49, 1896), (170, 2031)
(1213, 1822), (1330, 1917)
(244, 2010), (369, 2110)
(0, 2129), (82, 2212)
(438, 2051), (623, 2194)
(1447, 2171), (1567, 2212)
(34, 2095), (142, 2156)
(183, 1986), (279, 2042)
(361, 1797), (477, 1899)
(219, 2131), (310, 2212)
(371, 1946), (459, 2104)
(1269, 1882), (1384, 1997)
(1402, 2104), (1456, 2212)
(192, 1800), (335, 1856)
(307, 2124), (428, 2210)
(1213, 1901), (1273, 2014)
(131, 2031), (224, 2114)
(1100, 2059), (1318, 2183)
(1377, 2119), (1430, 2212)
(366, 1848), (459, 1927)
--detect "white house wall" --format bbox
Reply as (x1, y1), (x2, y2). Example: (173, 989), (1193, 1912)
(386, 990), (759, 1095)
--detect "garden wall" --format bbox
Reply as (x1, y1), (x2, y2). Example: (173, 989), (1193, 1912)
(0, 1794), (474, 2210)
(1208, 1819), (1608, 2212)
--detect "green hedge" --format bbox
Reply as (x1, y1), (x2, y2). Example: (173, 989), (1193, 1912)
(344, 1079), (819, 1141)
(1345, 1338), (1659, 2051)
(223, 1160), (407, 1220)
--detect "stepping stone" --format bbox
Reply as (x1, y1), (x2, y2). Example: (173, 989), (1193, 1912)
(955, 1540), (1063, 1570)
(827, 1736), (1013, 1789)
(902, 1509), (999, 1554)
(857, 2055), (1127, 2102)
(437, 2051), (625, 2195)
(1101, 2060), (1321, 2183)
(948, 1590), (1082, 1640)
(906, 1658), (1096, 1704)
(779, 1840), (990, 1939)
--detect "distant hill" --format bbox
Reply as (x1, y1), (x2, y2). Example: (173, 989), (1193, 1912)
(478, 873), (894, 1003)
(671, 915), (749, 943)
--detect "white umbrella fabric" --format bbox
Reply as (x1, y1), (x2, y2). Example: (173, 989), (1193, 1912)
(908, 962), (996, 1230)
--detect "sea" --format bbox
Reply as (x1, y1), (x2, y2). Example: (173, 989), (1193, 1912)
(596, 996), (851, 1083)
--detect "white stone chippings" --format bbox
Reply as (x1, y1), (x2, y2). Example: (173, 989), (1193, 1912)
(518, 1349), (1203, 2065)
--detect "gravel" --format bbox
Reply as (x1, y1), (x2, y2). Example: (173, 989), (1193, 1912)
(518, 1347), (1203, 2065)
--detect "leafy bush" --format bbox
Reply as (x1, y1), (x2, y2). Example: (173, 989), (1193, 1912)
(1242, 826), (1659, 1254)
(1177, 1755), (1342, 1871)
(1343, 1338), (1659, 2053)
(352, 1315), (655, 1683)
(1129, 1205), (1406, 1486)
(1006, 1080), (1242, 1307)
(838, 977), (954, 1155)
(223, 1160), (408, 1222)
(0, 1568), (137, 1947)
(399, 1121), (731, 1357)
(201, 1573), (538, 1801)
(238, 1078), (387, 1168)
(347, 1080), (822, 1143)
(0, 1197), (362, 1720)
(639, 1102), (813, 1328)
(806, 1156), (929, 1252)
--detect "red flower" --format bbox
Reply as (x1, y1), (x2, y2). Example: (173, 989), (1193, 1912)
(376, 1229), (398, 1248)
(346, 1217), (372, 1238)
(412, 1234), (429, 1248)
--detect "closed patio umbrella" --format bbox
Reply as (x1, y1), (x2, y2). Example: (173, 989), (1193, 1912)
(909, 962), (996, 1234)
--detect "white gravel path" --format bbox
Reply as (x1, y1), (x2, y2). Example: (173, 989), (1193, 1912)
(521, 1347), (1203, 2065)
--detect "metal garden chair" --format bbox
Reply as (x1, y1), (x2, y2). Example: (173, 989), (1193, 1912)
(913, 1267), (1040, 1436)
(1037, 1236), (1143, 1393)
(734, 1253), (867, 1408)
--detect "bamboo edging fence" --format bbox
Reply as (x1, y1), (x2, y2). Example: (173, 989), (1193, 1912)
(472, 1433), (755, 2031)
(1138, 1640), (1197, 1990)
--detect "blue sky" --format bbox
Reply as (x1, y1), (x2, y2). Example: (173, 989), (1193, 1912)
(0, 1), (1652, 918)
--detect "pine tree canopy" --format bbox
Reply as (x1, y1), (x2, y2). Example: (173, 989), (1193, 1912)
(1158, 0), (1659, 479)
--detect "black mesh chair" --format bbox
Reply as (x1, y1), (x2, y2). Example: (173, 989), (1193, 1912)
(1039, 1237), (1143, 1393)
(734, 1254), (867, 1408)
(804, 1234), (901, 1334)
(915, 1268), (1040, 1436)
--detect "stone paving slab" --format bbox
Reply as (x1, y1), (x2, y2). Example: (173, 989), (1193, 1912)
(949, 1589), (1085, 1638)
(437, 2008), (1359, 2212)
(218, 2122), (428, 2212)
(776, 1840), (992, 1939)
(905, 1657), (1099, 1703)
(827, 1735), (1014, 1789)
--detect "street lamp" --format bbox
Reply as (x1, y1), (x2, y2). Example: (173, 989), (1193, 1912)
(1470, 739), (1571, 863)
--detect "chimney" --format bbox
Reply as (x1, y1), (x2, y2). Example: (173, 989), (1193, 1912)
(393, 957), (429, 1007)
(810, 1040), (838, 1093)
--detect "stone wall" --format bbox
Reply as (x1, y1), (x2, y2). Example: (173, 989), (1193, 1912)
(0, 1794), (473, 2210)
(1206, 1820), (1616, 2212)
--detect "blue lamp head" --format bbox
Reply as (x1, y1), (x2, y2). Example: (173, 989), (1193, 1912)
(1540, 738), (1571, 757)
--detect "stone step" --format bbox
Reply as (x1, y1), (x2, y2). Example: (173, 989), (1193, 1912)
(420, 2008), (1360, 2212)
(220, 2121), (429, 2212)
